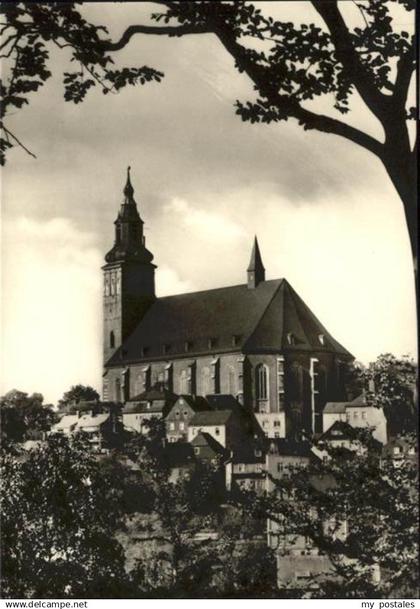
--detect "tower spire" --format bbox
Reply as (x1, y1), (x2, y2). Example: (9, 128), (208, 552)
(247, 235), (265, 288)
(123, 165), (134, 203)
(104, 168), (154, 264)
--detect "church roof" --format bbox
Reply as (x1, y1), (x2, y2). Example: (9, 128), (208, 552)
(189, 409), (233, 427)
(106, 278), (352, 367)
(247, 236), (265, 273)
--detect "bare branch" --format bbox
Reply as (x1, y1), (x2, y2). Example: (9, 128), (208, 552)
(0, 33), (17, 53)
(2, 126), (37, 159)
(101, 23), (211, 52)
(292, 105), (383, 158)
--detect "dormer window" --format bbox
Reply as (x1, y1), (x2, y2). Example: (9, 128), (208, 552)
(232, 335), (240, 347)
(140, 346), (149, 357)
(185, 341), (192, 352)
(208, 337), (216, 349)
(318, 334), (325, 345)
(287, 332), (296, 345)
(162, 344), (171, 355)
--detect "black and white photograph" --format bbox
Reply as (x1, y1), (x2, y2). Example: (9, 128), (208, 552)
(0, 0), (418, 602)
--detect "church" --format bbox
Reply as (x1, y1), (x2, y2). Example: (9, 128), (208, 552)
(102, 169), (353, 437)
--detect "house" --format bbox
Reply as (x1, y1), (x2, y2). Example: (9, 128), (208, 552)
(381, 437), (417, 463)
(165, 395), (208, 442)
(162, 442), (196, 483)
(255, 411), (286, 439)
(323, 394), (387, 444)
(51, 401), (123, 450)
(190, 432), (229, 465)
(188, 409), (234, 448)
(102, 170), (353, 438)
(265, 439), (314, 493)
(122, 383), (177, 434)
(225, 446), (266, 494)
(187, 407), (253, 455)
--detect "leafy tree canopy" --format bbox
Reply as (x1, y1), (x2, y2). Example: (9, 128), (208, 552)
(0, 433), (129, 598)
(362, 353), (417, 437)
(0, 1), (417, 262)
(0, 389), (55, 444)
(245, 430), (418, 598)
(58, 384), (100, 409)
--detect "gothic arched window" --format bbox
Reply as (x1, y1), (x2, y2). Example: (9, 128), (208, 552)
(256, 364), (269, 401)
(110, 331), (115, 348)
(227, 366), (236, 395)
(201, 367), (211, 396)
(179, 370), (188, 394)
(115, 378), (121, 402)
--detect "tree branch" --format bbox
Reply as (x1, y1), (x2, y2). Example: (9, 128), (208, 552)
(2, 126), (37, 158)
(393, 45), (415, 110)
(312, 1), (390, 121)
(101, 23), (211, 52)
(215, 27), (383, 159)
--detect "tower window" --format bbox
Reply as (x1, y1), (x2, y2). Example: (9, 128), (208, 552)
(256, 364), (269, 401)
(110, 331), (115, 349)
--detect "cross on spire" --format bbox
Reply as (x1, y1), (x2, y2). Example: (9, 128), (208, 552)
(123, 165), (134, 202)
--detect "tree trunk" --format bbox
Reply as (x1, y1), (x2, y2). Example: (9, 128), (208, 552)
(381, 145), (418, 276)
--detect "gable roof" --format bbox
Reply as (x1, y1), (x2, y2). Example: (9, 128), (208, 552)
(318, 420), (356, 442)
(324, 394), (370, 414)
(106, 278), (352, 366)
(52, 414), (79, 432)
(191, 432), (227, 455)
(127, 385), (178, 404)
(76, 413), (110, 429)
(266, 438), (313, 457)
(324, 402), (347, 414)
(189, 409), (233, 427)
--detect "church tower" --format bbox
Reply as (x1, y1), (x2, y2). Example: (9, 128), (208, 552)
(103, 167), (156, 364)
(247, 236), (265, 288)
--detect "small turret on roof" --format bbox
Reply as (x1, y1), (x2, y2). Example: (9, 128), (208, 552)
(247, 236), (265, 289)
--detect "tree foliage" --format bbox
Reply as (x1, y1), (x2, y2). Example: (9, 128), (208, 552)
(362, 353), (417, 437)
(0, 434), (129, 598)
(58, 384), (100, 409)
(246, 431), (418, 598)
(0, 389), (55, 445)
(0, 1), (416, 264)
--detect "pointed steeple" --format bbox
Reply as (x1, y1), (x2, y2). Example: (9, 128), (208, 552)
(247, 236), (265, 288)
(104, 168), (154, 265)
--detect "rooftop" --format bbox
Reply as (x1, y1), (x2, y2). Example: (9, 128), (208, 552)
(106, 278), (352, 366)
(189, 409), (233, 427)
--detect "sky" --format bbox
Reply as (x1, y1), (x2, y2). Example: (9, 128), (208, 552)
(1, 1), (417, 404)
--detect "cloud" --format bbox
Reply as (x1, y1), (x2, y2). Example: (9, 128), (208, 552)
(156, 265), (196, 297)
(1, 217), (103, 403)
(166, 197), (247, 243)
